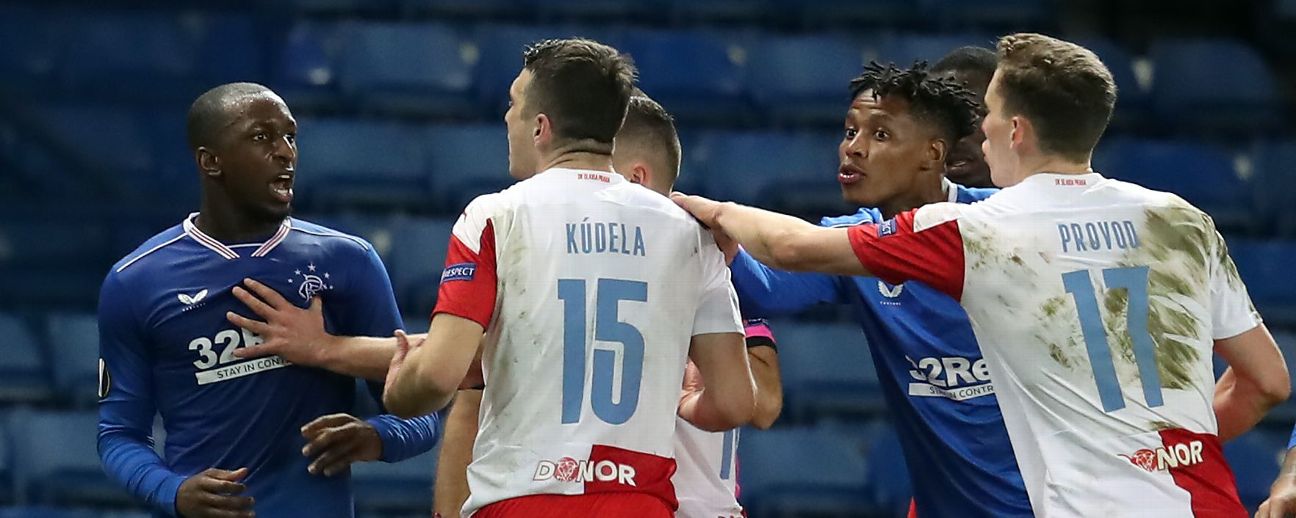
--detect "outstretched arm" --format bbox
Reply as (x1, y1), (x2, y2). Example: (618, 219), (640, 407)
(673, 193), (867, 276)
(384, 316), (485, 418)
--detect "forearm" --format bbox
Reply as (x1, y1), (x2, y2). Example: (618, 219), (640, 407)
(1214, 368), (1278, 441)
(98, 428), (187, 515)
(367, 411), (442, 462)
(320, 334), (412, 382)
(434, 390), (482, 518)
(386, 343), (458, 418)
(714, 202), (808, 270)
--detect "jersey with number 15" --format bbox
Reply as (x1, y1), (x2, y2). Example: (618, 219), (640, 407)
(432, 168), (743, 517)
(848, 173), (1259, 518)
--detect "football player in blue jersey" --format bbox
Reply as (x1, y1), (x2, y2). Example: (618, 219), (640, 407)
(97, 83), (440, 518)
(724, 56), (1037, 517)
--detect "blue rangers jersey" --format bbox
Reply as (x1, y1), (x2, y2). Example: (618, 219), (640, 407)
(730, 183), (1032, 517)
(97, 214), (439, 517)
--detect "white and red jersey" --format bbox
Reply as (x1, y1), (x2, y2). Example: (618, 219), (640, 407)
(846, 173), (1260, 518)
(433, 168), (744, 516)
(672, 320), (776, 518)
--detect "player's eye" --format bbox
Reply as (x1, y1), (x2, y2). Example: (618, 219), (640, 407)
(873, 129), (889, 141)
(285, 133), (297, 145)
(844, 128), (858, 140)
(252, 132), (268, 142)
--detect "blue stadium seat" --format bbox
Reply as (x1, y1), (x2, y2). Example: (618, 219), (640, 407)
(271, 22), (343, 111)
(1254, 141), (1296, 236)
(294, 118), (429, 209)
(424, 123), (511, 211)
(59, 13), (203, 103)
(0, 313), (53, 404)
(9, 410), (131, 506)
(1228, 240), (1296, 326)
(737, 426), (870, 515)
(688, 131), (839, 209)
(45, 313), (100, 407)
(0, 6), (62, 93)
(784, 0), (918, 26)
(34, 105), (155, 189)
(338, 23), (477, 118)
(389, 218), (456, 317)
(1225, 428), (1287, 512)
(748, 35), (867, 124)
(0, 218), (111, 269)
(193, 14), (266, 84)
(352, 449), (437, 514)
(771, 322), (884, 421)
(1091, 138), (1252, 232)
(1072, 37), (1149, 128)
(621, 30), (750, 122)
(1150, 39), (1283, 133)
(875, 33), (997, 67)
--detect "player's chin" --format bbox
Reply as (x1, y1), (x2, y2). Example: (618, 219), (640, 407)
(839, 183), (877, 208)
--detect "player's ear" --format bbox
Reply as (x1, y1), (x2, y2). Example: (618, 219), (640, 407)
(196, 146), (221, 178)
(633, 163), (653, 188)
(533, 113), (553, 149)
(928, 138), (948, 168)
(1009, 116), (1026, 150)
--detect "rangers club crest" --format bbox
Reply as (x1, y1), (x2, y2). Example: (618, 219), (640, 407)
(288, 262), (334, 301)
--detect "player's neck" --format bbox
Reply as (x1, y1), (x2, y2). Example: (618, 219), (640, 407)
(195, 197), (285, 244)
(879, 179), (947, 219)
(1014, 154), (1092, 184)
(542, 151), (615, 174)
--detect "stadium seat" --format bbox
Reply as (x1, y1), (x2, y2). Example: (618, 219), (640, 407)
(32, 105), (155, 195)
(388, 218), (456, 317)
(58, 13), (204, 104)
(621, 30), (751, 123)
(0, 313), (54, 404)
(193, 14), (267, 84)
(8, 410), (132, 506)
(875, 33), (997, 67)
(45, 312), (100, 407)
(1091, 138), (1252, 232)
(748, 35), (868, 124)
(1071, 37), (1149, 128)
(0, 6), (62, 94)
(1150, 38), (1283, 133)
(688, 131), (840, 210)
(338, 23), (477, 118)
(737, 426), (870, 515)
(1225, 428), (1287, 512)
(270, 22), (343, 112)
(293, 118), (429, 210)
(1254, 140), (1296, 236)
(771, 322), (884, 421)
(1228, 240), (1296, 326)
(424, 123), (512, 211)
(352, 448), (438, 514)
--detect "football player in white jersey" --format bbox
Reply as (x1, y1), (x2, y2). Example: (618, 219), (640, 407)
(430, 95), (785, 518)
(673, 33), (1289, 518)
(380, 39), (756, 517)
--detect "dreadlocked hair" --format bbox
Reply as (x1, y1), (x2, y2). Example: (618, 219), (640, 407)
(848, 60), (982, 144)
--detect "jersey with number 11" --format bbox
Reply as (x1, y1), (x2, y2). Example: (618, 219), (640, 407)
(432, 168), (743, 516)
(847, 173), (1259, 518)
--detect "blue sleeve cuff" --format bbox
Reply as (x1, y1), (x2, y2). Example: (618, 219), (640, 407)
(158, 473), (187, 517)
(367, 413), (441, 463)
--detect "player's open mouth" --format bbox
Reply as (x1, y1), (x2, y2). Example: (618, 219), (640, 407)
(271, 173), (294, 203)
(838, 165), (864, 185)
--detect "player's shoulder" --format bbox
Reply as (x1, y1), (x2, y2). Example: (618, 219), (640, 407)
(820, 208), (883, 228)
(287, 218), (376, 256)
(109, 223), (188, 279)
(912, 201), (970, 231)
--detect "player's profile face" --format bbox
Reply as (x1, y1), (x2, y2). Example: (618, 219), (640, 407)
(981, 72), (1015, 188)
(838, 92), (942, 208)
(504, 69), (541, 181)
(943, 70), (991, 188)
(215, 93), (298, 221)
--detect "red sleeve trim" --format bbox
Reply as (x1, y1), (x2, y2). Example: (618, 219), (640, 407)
(846, 210), (965, 300)
(432, 220), (498, 328)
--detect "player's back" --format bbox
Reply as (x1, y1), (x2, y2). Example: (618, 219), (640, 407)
(461, 168), (735, 515)
(934, 172), (1254, 517)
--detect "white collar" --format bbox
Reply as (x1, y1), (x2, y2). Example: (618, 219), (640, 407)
(183, 213), (292, 260)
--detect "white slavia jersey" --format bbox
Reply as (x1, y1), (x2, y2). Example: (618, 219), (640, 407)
(431, 168), (743, 516)
(848, 173), (1261, 518)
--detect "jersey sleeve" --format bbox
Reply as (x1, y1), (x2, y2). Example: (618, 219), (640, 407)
(693, 231), (744, 337)
(96, 273), (187, 515)
(432, 194), (502, 328)
(1208, 230), (1261, 339)
(729, 248), (845, 317)
(845, 204), (966, 300)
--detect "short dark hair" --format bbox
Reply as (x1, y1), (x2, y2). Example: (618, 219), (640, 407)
(186, 82), (275, 151)
(932, 46), (997, 94)
(849, 61), (981, 145)
(995, 33), (1116, 162)
(522, 38), (637, 149)
(618, 96), (681, 185)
